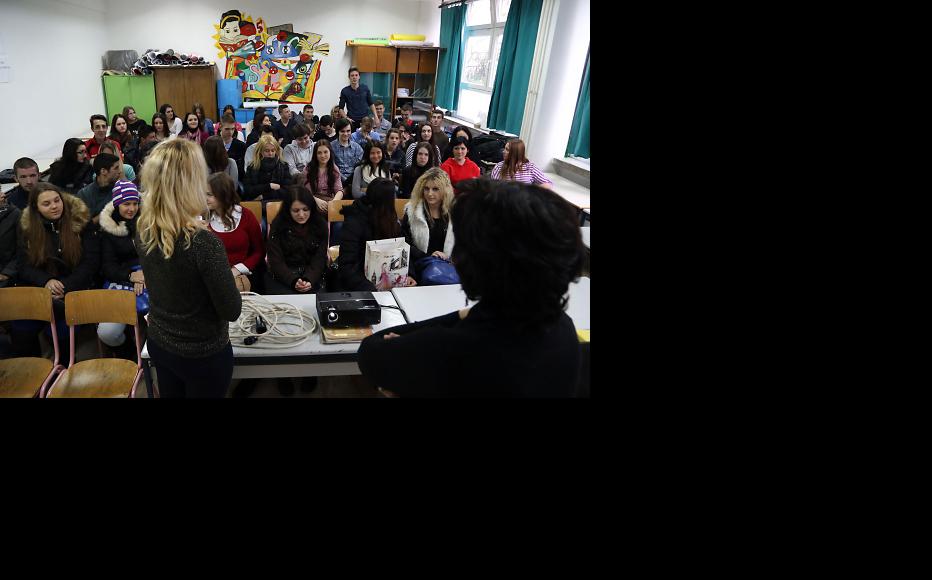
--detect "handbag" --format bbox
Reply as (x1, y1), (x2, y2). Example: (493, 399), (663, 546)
(414, 256), (460, 286)
(103, 267), (150, 313)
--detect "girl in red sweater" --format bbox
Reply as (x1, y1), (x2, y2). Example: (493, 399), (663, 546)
(440, 136), (481, 196)
(206, 172), (264, 292)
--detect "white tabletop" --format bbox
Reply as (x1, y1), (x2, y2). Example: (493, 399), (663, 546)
(391, 277), (590, 330)
(581, 227), (590, 249)
(141, 291), (405, 359)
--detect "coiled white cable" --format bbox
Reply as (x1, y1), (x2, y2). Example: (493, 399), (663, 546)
(229, 292), (320, 349)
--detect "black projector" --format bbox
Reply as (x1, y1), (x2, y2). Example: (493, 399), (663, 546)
(316, 291), (382, 328)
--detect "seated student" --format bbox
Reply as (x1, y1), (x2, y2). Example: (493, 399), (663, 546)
(96, 140), (136, 182)
(404, 123), (443, 169)
(398, 122), (415, 153)
(12, 184), (99, 359)
(384, 128), (406, 181)
(351, 116), (383, 146)
(159, 103), (183, 136)
(245, 112), (274, 148)
(334, 178), (417, 292)
(243, 124), (276, 169)
(221, 105), (245, 137)
(123, 106), (148, 138)
(109, 113), (135, 156)
(330, 105), (347, 126)
(442, 125), (482, 166)
(274, 104), (300, 147)
(48, 140), (94, 195)
(305, 139), (344, 213)
(312, 115), (337, 142)
(151, 112), (172, 141)
(331, 118), (364, 190)
(97, 180), (143, 358)
(203, 135), (240, 184)
(282, 124), (315, 185)
(299, 104), (319, 127)
(399, 141), (439, 199)
(192, 102), (215, 137)
(0, 188), (20, 288)
(373, 100), (392, 133)
(85, 114), (122, 159)
(428, 108), (450, 153)
(394, 103), (415, 129)
(242, 134), (291, 202)
(206, 172), (264, 293)
(243, 106), (266, 136)
(219, 114), (247, 181)
(6, 158), (40, 210)
(357, 178), (586, 397)
(179, 112), (209, 145)
(351, 141), (391, 199)
(135, 124), (159, 152)
(76, 152), (122, 224)
(440, 136), (481, 195)
(490, 138), (554, 189)
(401, 168), (455, 264)
(265, 186), (329, 295)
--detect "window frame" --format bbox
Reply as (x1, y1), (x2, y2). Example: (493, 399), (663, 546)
(457, 0), (508, 124)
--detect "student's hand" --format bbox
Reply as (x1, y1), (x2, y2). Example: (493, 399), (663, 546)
(383, 332), (400, 340)
(231, 267), (241, 277)
(458, 307), (471, 320)
(269, 183), (281, 191)
(294, 279), (313, 292)
(134, 282), (145, 296)
(45, 279), (65, 299)
(315, 198), (328, 212)
(431, 251), (448, 260)
(404, 277), (417, 287)
(129, 270), (145, 285)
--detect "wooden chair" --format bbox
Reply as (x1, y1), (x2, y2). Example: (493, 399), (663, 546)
(327, 200), (355, 263)
(0, 287), (63, 398)
(265, 200), (282, 237)
(395, 199), (408, 220)
(241, 200), (262, 224)
(45, 290), (143, 398)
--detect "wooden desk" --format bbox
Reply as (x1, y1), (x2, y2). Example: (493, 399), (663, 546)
(140, 292), (406, 395)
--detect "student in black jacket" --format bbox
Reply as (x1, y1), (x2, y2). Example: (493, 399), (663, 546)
(265, 186), (329, 294)
(0, 190), (20, 288)
(97, 180), (143, 355)
(48, 138), (94, 194)
(12, 184), (100, 359)
(358, 178), (586, 397)
(334, 178), (417, 292)
(242, 134), (292, 201)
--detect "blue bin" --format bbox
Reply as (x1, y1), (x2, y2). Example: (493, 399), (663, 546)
(217, 78), (243, 113)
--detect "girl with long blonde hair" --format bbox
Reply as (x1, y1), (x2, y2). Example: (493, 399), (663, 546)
(136, 138), (242, 398)
(402, 167), (455, 263)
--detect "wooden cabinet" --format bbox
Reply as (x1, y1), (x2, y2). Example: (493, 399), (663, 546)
(152, 65), (218, 121)
(397, 49), (420, 73)
(349, 45), (442, 116)
(355, 46), (396, 73)
(418, 50), (437, 74)
(376, 48), (397, 73)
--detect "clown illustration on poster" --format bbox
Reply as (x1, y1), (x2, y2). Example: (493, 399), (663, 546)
(213, 9), (330, 104)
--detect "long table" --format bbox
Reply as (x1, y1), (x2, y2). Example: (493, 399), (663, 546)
(140, 292), (407, 396)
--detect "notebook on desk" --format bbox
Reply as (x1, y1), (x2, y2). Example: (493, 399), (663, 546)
(320, 326), (373, 344)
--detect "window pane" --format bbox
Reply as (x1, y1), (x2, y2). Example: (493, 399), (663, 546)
(467, 0), (492, 26)
(461, 32), (492, 86)
(488, 32), (504, 88)
(496, 0), (511, 23)
(457, 87), (493, 127)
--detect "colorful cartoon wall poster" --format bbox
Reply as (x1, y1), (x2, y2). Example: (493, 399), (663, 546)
(213, 10), (330, 103)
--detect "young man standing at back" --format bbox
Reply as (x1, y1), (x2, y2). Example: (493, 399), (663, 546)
(4, 157), (40, 210)
(338, 67), (376, 131)
(85, 114), (122, 159)
(429, 109), (449, 153)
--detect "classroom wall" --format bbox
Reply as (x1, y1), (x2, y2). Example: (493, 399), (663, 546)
(0, 0), (111, 169)
(105, 0), (440, 117)
(523, 0), (591, 171)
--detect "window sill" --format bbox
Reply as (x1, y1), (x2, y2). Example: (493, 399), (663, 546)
(552, 156), (590, 189)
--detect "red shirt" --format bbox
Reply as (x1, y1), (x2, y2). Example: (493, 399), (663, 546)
(208, 206), (265, 273)
(85, 137), (122, 159)
(440, 157), (481, 195)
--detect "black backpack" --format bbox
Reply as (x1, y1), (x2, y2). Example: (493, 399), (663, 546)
(471, 135), (506, 164)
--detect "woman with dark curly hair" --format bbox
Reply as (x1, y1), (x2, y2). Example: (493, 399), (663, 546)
(358, 178), (585, 397)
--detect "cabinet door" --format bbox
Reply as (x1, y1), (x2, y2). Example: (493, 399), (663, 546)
(103, 76), (131, 121)
(397, 49), (419, 73)
(187, 67), (218, 120)
(128, 76), (157, 122)
(355, 46), (379, 72)
(418, 50), (438, 74)
(376, 47), (397, 73)
(153, 68), (189, 119)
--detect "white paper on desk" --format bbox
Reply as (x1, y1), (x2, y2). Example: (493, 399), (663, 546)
(365, 237), (410, 289)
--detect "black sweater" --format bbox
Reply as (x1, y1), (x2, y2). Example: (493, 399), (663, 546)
(242, 161), (292, 201)
(99, 203), (139, 284)
(357, 302), (581, 397)
(137, 228), (242, 357)
(266, 214), (329, 290)
(0, 205), (21, 281)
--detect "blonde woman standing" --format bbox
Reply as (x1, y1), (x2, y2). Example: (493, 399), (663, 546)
(136, 139), (242, 398)
(243, 133), (292, 201)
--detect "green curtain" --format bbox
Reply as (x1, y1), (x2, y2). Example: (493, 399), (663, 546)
(435, 3), (468, 111)
(486, 0), (544, 135)
(566, 49), (590, 158)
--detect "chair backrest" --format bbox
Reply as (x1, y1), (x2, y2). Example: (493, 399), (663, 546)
(241, 200), (262, 225)
(0, 287), (53, 323)
(328, 199), (354, 223)
(265, 200), (282, 231)
(395, 199), (408, 220)
(65, 289), (137, 326)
